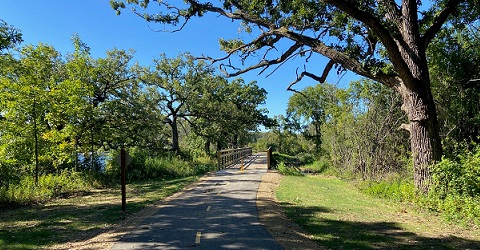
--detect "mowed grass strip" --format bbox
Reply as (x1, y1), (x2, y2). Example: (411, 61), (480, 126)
(0, 176), (198, 250)
(276, 175), (480, 250)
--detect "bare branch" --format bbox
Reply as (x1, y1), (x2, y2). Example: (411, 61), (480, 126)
(227, 42), (302, 77)
(197, 30), (278, 65)
(287, 67), (323, 94)
(320, 60), (336, 83)
(263, 50), (304, 78)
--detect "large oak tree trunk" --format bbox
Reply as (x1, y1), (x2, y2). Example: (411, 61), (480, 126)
(392, 5), (442, 192)
(396, 80), (442, 193)
(171, 117), (180, 153)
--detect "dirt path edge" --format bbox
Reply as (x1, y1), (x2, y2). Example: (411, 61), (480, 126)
(256, 170), (324, 250)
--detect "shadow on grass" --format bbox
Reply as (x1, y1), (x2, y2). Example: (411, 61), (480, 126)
(0, 202), (118, 249)
(282, 205), (480, 250)
(0, 177), (195, 250)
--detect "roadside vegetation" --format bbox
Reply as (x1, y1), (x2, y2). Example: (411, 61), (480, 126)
(263, 25), (480, 240)
(276, 174), (480, 249)
(1, 1), (480, 249)
(0, 21), (269, 249)
(261, 26), (480, 228)
(0, 176), (198, 249)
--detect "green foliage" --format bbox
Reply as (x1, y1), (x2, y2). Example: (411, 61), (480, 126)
(287, 84), (337, 153)
(419, 146), (480, 226)
(429, 23), (480, 154)
(431, 149), (480, 198)
(105, 148), (217, 181)
(358, 147), (480, 227)
(0, 19), (22, 52)
(255, 115), (315, 156)
(320, 80), (409, 180)
(277, 162), (303, 176)
(358, 178), (416, 203)
(272, 152), (300, 167)
(0, 169), (90, 207)
(301, 158), (336, 175)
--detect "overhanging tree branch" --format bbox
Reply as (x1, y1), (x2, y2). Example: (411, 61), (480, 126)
(323, 0), (415, 82)
(224, 42), (302, 77)
(421, 0), (463, 48)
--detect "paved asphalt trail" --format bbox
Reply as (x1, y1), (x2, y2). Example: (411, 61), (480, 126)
(111, 153), (282, 250)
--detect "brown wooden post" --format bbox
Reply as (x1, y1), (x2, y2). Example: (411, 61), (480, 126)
(121, 148), (126, 211)
(267, 147), (272, 170)
(217, 151), (221, 170)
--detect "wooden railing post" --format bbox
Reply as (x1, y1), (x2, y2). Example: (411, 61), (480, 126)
(267, 147), (272, 170)
(217, 151), (221, 170)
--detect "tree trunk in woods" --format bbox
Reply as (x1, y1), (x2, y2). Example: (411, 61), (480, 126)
(204, 140), (211, 155)
(396, 74), (442, 193)
(233, 134), (238, 148)
(171, 117), (180, 153)
(386, 3), (443, 193)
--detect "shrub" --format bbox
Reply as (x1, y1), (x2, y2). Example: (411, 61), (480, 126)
(302, 158), (335, 175)
(0, 169), (91, 207)
(105, 148), (217, 182)
(277, 162), (304, 176)
(296, 152), (316, 165)
(431, 147), (480, 198)
(424, 146), (480, 226)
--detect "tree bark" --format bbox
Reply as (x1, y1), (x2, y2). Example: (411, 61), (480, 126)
(204, 140), (211, 155)
(396, 79), (442, 193)
(171, 116), (180, 153)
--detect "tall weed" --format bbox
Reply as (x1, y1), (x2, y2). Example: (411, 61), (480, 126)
(0, 169), (90, 207)
(358, 178), (415, 202)
(359, 146), (480, 227)
(105, 149), (217, 181)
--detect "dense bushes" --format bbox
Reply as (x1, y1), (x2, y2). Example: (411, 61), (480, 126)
(427, 146), (480, 226)
(359, 146), (480, 227)
(277, 162), (304, 176)
(431, 147), (480, 198)
(104, 148), (217, 181)
(0, 148), (218, 208)
(0, 169), (90, 207)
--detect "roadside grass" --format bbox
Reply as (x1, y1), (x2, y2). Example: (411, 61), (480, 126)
(276, 175), (480, 249)
(0, 176), (198, 250)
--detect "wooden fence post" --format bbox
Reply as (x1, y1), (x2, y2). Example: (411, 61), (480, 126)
(267, 147), (272, 170)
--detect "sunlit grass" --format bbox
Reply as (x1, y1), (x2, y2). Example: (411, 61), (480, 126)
(276, 175), (480, 249)
(0, 176), (197, 250)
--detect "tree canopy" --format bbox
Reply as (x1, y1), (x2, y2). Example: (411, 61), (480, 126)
(111, 0), (479, 192)
(0, 19), (22, 52)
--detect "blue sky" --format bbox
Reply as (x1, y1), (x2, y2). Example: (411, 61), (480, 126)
(1, 0), (358, 117)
